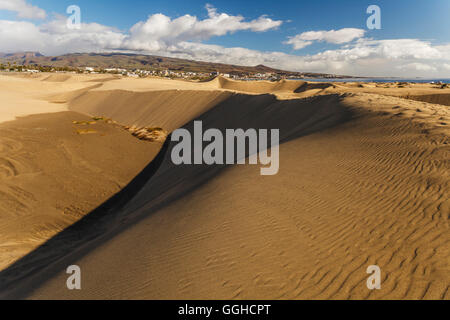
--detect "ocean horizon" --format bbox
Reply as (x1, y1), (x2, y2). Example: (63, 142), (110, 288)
(300, 78), (450, 83)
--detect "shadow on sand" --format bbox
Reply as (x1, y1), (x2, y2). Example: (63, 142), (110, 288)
(0, 93), (353, 299)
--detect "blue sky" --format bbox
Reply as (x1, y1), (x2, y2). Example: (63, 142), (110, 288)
(1, 0), (449, 76)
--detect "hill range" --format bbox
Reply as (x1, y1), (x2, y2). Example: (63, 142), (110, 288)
(0, 52), (348, 78)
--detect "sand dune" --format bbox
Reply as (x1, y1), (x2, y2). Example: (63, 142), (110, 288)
(0, 111), (161, 272)
(214, 76), (306, 94)
(0, 74), (111, 123)
(402, 94), (450, 107)
(68, 89), (233, 131)
(41, 74), (72, 82)
(0, 73), (448, 300)
(331, 82), (450, 107)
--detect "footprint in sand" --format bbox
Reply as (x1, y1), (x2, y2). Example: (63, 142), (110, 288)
(0, 157), (19, 178)
(0, 137), (23, 154)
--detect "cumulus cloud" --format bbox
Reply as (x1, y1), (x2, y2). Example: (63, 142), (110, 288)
(121, 4), (282, 51)
(0, 17), (125, 55)
(311, 38), (444, 62)
(397, 62), (437, 72)
(285, 28), (365, 50)
(0, 0), (46, 19)
(160, 39), (450, 77)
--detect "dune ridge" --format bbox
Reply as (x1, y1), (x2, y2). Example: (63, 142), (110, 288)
(402, 94), (450, 107)
(68, 89), (233, 131)
(214, 76), (306, 94)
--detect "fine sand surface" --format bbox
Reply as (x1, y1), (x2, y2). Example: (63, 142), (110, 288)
(0, 73), (119, 123)
(0, 73), (448, 300)
(0, 111), (161, 270)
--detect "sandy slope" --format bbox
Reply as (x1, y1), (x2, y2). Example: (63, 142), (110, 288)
(0, 73), (120, 123)
(0, 73), (448, 299)
(0, 112), (161, 271)
(0, 73), (163, 271)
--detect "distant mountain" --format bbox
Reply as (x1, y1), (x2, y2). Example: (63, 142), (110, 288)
(0, 52), (43, 59)
(0, 52), (347, 78)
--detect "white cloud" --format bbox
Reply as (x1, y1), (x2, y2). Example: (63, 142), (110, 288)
(0, 0), (46, 19)
(310, 38), (444, 62)
(121, 4), (282, 51)
(284, 39), (312, 50)
(285, 28), (365, 50)
(160, 39), (450, 77)
(0, 17), (125, 55)
(397, 62), (437, 72)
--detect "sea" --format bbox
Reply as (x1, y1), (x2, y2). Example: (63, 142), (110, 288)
(299, 78), (450, 84)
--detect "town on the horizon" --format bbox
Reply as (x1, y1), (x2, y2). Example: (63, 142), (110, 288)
(0, 51), (351, 81)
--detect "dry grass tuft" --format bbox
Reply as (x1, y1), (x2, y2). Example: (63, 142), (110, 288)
(125, 126), (168, 142)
